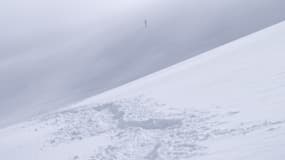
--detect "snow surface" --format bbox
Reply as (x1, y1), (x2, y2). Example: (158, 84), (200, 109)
(1, 21), (285, 160)
(1, 0), (285, 127)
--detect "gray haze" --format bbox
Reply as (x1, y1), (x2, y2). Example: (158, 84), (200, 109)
(0, 0), (285, 127)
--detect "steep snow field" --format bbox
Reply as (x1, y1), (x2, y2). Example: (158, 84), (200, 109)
(1, 0), (285, 127)
(1, 21), (285, 160)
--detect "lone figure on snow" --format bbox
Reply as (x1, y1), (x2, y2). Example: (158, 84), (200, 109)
(144, 19), (148, 28)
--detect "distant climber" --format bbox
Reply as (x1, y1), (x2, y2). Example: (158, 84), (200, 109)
(144, 19), (148, 28)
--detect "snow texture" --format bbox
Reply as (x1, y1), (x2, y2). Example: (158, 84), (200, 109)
(0, 21), (285, 160)
(1, 0), (285, 127)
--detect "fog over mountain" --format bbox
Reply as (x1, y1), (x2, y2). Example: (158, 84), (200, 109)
(0, 0), (285, 127)
(1, 20), (285, 160)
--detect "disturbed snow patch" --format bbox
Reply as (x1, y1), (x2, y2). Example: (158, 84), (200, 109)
(37, 97), (285, 160)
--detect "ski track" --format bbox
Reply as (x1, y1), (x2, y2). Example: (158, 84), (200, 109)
(26, 97), (285, 160)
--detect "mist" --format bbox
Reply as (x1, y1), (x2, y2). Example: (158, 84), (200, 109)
(0, 0), (284, 127)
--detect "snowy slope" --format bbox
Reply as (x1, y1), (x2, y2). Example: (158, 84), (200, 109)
(1, 21), (285, 160)
(1, 0), (285, 127)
